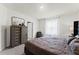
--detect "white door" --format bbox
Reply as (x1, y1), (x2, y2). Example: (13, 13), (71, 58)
(27, 22), (33, 40)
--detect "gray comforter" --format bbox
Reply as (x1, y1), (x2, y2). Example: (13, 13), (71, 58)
(25, 37), (73, 55)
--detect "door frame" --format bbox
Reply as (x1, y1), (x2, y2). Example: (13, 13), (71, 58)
(27, 21), (33, 39)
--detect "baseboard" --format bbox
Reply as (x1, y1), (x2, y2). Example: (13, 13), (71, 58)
(0, 47), (5, 51)
(0, 48), (3, 51)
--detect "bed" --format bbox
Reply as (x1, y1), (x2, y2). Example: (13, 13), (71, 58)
(24, 37), (73, 55)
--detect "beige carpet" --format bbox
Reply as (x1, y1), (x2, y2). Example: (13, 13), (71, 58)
(0, 44), (25, 55)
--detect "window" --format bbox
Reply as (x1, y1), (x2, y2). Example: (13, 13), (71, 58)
(45, 19), (58, 36)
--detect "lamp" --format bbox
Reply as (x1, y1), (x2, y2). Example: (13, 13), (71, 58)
(75, 35), (79, 39)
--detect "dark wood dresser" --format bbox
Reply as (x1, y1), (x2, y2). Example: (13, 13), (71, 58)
(10, 25), (27, 47)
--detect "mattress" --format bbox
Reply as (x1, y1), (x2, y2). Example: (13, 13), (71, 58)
(24, 37), (72, 55)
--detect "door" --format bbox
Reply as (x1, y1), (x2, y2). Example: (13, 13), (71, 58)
(27, 22), (33, 40)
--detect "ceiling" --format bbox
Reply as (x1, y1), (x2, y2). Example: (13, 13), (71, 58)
(2, 3), (79, 19)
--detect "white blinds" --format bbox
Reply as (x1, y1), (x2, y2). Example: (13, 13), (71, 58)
(45, 19), (58, 36)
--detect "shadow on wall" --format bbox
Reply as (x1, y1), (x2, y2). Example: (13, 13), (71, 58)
(1, 25), (7, 50)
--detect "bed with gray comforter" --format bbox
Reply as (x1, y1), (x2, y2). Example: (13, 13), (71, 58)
(24, 37), (73, 55)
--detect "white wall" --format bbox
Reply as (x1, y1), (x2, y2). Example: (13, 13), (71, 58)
(38, 19), (46, 34)
(38, 11), (79, 37)
(59, 11), (79, 36)
(0, 4), (39, 51)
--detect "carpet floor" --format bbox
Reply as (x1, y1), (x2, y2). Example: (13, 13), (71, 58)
(0, 44), (25, 55)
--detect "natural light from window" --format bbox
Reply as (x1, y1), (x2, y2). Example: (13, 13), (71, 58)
(45, 19), (58, 36)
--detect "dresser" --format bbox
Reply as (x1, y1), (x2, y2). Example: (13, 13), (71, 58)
(10, 25), (27, 47)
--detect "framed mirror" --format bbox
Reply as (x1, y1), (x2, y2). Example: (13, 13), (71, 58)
(11, 16), (25, 25)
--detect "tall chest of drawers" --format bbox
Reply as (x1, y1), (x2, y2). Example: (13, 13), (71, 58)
(10, 25), (27, 47)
